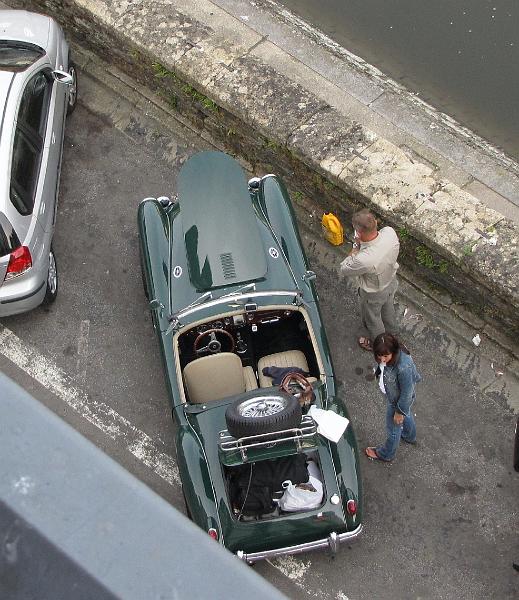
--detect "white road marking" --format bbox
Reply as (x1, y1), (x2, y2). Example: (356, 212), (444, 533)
(0, 325), (180, 486)
(269, 555), (312, 582)
(76, 319), (90, 384)
(13, 476), (35, 496)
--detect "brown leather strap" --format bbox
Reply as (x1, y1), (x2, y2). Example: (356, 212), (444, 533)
(280, 372), (314, 405)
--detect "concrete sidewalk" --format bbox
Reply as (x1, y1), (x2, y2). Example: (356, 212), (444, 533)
(8, 0), (519, 344)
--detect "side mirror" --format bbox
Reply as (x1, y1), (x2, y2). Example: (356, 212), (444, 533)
(52, 70), (74, 85)
(303, 270), (316, 282)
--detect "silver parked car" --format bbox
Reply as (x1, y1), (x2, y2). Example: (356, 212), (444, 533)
(0, 10), (77, 317)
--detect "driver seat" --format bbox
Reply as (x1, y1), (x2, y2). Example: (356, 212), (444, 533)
(183, 352), (258, 404)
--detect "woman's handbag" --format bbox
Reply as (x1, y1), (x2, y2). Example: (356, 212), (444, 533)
(280, 372), (315, 407)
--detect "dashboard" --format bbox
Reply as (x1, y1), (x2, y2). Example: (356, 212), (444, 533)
(191, 309), (294, 335)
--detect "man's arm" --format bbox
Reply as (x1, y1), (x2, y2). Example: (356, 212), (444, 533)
(339, 252), (370, 278)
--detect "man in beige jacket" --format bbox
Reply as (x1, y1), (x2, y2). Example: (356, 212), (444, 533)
(340, 209), (400, 351)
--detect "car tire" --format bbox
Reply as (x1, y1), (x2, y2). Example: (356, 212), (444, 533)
(225, 392), (301, 439)
(139, 244), (149, 300)
(43, 248), (58, 305)
(66, 58), (78, 115)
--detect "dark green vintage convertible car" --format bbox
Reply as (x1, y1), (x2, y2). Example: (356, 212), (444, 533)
(138, 151), (362, 563)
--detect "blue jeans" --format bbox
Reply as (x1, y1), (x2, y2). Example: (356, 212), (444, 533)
(376, 400), (416, 461)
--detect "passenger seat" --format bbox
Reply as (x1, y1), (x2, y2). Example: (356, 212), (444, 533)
(257, 350), (317, 388)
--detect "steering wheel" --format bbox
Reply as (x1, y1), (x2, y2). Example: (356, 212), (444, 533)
(194, 328), (235, 355)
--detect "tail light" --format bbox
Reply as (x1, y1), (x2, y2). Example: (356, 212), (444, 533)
(208, 528), (218, 541)
(346, 499), (357, 516)
(5, 246), (32, 280)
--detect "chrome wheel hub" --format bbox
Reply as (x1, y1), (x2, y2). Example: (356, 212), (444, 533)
(238, 396), (287, 418)
(48, 253), (57, 294)
(68, 66), (77, 107)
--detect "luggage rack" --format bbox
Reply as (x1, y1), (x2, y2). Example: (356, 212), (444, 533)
(219, 415), (318, 465)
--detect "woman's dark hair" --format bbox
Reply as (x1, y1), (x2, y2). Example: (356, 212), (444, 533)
(373, 333), (400, 358)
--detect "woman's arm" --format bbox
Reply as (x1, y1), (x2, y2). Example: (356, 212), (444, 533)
(395, 366), (415, 417)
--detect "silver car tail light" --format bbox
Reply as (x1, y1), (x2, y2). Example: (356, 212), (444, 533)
(5, 246), (32, 280)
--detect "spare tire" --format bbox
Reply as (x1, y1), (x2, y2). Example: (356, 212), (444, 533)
(225, 392), (302, 439)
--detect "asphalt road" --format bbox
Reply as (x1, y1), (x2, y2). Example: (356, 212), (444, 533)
(1, 53), (517, 600)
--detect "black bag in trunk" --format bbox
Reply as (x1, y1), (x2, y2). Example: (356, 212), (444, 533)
(229, 454), (309, 516)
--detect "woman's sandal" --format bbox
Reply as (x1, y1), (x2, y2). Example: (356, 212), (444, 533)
(365, 447), (391, 462)
(358, 336), (372, 351)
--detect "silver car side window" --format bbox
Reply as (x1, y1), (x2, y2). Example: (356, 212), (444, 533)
(10, 71), (52, 215)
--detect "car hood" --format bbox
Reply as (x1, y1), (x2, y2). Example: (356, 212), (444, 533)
(0, 10), (50, 50)
(179, 151), (268, 290)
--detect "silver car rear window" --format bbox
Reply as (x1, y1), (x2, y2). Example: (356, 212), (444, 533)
(0, 42), (45, 72)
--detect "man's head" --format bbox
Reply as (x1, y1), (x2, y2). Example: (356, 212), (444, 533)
(352, 209), (378, 241)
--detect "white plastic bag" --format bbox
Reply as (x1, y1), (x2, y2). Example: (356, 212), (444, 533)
(278, 474), (323, 512)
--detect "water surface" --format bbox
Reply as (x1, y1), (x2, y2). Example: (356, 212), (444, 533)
(277, 0), (519, 160)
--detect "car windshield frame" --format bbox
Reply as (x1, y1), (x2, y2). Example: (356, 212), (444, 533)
(168, 289), (305, 332)
(0, 41), (45, 72)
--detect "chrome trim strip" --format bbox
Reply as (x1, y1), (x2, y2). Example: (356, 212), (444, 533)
(173, 290), (302, 322)
(236, 524), (362, 564)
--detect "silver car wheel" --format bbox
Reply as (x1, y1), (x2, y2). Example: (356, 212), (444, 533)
(238, 396), (289, 418)
(47, 251), (57, 295)
(67, 64), (77, 111)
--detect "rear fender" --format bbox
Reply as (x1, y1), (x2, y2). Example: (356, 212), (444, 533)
(177, 424), (221, 539)
(327, 397), (363, 527)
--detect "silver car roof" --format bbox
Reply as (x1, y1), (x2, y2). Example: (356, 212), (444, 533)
(0, 10), (50, 50)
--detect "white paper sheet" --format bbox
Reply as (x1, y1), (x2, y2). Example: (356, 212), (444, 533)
(308, 406), (349, 443)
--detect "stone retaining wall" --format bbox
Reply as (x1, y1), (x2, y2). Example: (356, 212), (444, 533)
(9, 0), (519, 337)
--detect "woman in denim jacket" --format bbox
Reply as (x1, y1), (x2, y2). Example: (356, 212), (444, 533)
(365, 333), (422, 462)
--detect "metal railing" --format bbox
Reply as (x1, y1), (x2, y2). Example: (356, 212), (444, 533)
(219, 415), (318, 462)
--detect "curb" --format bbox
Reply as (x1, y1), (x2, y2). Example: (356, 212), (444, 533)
(9, 0), (519, 342)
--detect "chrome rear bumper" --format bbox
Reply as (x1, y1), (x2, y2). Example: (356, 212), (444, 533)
(236, 524), (362, 564)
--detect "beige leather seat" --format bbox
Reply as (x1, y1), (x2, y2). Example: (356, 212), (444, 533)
(257, 349), (317, 388)
(183, 352), (258, 404)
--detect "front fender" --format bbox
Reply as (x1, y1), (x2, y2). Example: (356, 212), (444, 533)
(58, 33), (69, 69)
(138, 198), (171, 331)
(255, 175), (314, 293)
(138, 199), (183, 407)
